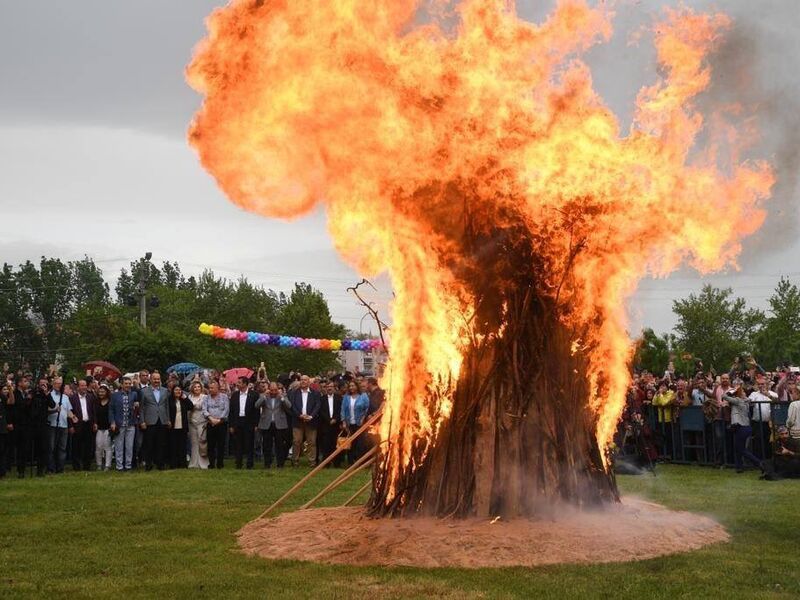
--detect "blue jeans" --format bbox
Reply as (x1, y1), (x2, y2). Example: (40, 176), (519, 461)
(733, 424), (761, 470)
(114, 426), (136, 470)
(48, 426), (68, 472)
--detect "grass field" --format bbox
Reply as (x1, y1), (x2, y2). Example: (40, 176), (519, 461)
(1, 464), (798, 599)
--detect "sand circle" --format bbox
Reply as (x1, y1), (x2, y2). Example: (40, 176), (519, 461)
(237, 497), (728, 568)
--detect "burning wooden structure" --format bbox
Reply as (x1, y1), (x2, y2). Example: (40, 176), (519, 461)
(187, 1), (773, 519)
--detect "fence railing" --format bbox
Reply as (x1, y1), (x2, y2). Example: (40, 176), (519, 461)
(629, 401), (788, 466)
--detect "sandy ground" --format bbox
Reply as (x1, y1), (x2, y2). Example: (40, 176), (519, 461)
(237, 497), (729, 568)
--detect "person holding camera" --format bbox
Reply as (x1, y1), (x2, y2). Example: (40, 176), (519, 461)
(723, 380), (764, 474)
(761, 426), (800, 480)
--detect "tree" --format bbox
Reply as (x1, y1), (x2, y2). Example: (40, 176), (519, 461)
(0, 263), (33, 370)
(72, 256), (110, 308)
(0, 257), (112, 374)
(754, 278), (800, 369)
(115, 259), (164, 304)
(1, 257), (348, 379)
(633, 329), (698, 377)
(160, 261), (184, 289)
(634, 328), (671, 375)
(672, 285), (764, 372)
(272, 283), (347, 375)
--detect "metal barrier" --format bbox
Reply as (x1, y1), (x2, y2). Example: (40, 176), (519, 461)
(640, 401), (788, 466)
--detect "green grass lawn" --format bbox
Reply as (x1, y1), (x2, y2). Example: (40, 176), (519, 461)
(0, 464), (798, 599)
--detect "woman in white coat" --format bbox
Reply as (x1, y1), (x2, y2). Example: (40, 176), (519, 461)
(187, 380), (209, 469)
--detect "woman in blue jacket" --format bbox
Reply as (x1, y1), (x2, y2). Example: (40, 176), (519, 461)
(340, 381), (370, 465)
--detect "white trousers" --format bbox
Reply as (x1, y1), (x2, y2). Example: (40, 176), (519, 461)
(95, 430), (112, 469)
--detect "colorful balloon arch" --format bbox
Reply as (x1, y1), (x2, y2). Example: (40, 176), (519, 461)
(198, 323), (385, 352)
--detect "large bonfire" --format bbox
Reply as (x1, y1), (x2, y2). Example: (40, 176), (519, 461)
(187, 0), (772, 519)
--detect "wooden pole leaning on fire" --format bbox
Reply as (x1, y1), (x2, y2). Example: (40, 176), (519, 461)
(343, 479), (373, 507)
(259, 408), (383, 519)
(298, 445), (377, 510)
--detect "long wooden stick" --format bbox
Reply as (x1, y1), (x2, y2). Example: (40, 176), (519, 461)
(343, 479), (372, 507)
(299, 446), (377, 510)
(258, 410), (383, 519)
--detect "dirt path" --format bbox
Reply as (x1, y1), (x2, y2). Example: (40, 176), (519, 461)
(238, 497), (728, 568)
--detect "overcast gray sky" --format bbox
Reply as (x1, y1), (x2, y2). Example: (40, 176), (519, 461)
(0, 0), (797, 337)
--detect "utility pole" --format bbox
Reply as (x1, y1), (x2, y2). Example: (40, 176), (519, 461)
(137, 252), (152, 330)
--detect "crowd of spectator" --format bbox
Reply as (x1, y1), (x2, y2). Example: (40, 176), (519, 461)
(2, 355), (797, 482)
(618, 354), (800, 480)
(0, 366), (385, 478)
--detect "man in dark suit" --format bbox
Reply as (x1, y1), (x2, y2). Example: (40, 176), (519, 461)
(11, 376), (50, 478)
(317, 380), (343, 466)
(138, 372), (170, 471)
(228, 376), (259, 469)
(69, 378), (96, 471)
(288, 374), (321, 467)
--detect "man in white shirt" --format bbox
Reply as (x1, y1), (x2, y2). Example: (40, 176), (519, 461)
(748, 381), (773, 459)
(229, 377), (258, 469)
(317, 381), (343, 466)
(787, 397), (800, 440)
(70, 378), (96, 471)
(288, 375), (321, 467)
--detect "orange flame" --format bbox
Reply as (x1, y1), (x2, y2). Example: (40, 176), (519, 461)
(187, 1), (773, 497)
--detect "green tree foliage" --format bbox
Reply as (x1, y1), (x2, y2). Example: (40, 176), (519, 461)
(754, 277), (800, 369)
(1, 258), (346, 378)
(634, 328), (671, 375)
(633, 329), (696, 377)
(0, 257), (112, 374)
(672, 284), (764, 371)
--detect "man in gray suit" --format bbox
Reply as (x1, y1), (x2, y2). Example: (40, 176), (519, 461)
(256, 381), (291, 468)
(138, 372), (171, 470)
